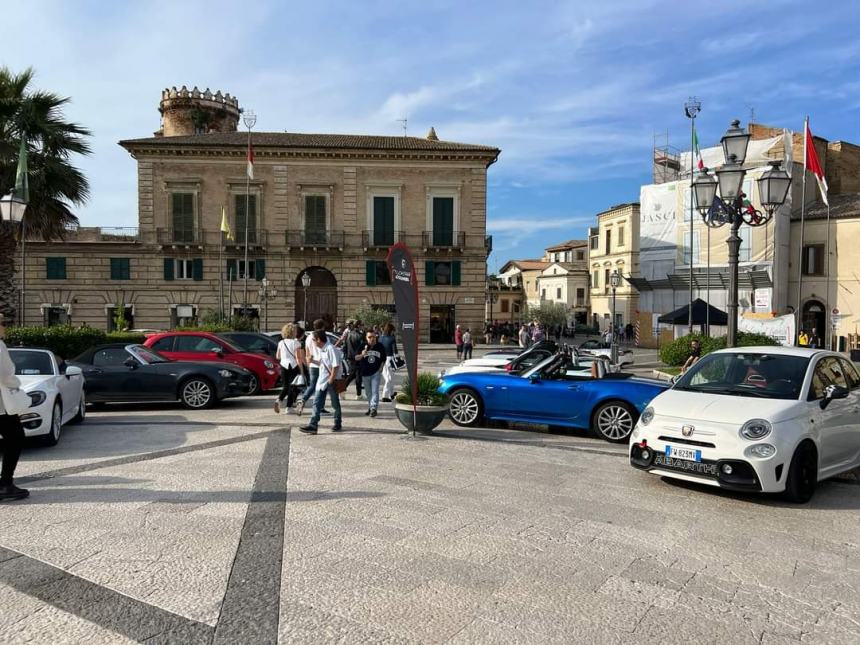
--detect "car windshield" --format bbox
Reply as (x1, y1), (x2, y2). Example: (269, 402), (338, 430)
(128, 345), (169, 364)
(674, 352), (809, 400)
(9, 350), (53, 375)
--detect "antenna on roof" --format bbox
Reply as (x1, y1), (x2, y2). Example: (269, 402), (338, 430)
(746, 103), (755, 124)
(397, 116), (408, 137)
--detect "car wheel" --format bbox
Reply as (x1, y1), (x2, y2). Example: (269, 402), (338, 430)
(42, 400), (63, 447)
(448, 389), (483, 427)
(593, 401), (637, 443)
(180, 378), (216, 409)
(783, 442), (818, 503)
(247, 374), (262, 396)
(70, 391), (86, 424)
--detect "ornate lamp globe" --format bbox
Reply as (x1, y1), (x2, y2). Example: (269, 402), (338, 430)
(716, 155), (746, 203)
(757, 161), (792, 216)
(693, 168), (718, 215)
(720, 119), (751, 166)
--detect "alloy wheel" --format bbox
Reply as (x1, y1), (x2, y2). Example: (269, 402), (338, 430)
(51, 402), (62, 441)
(449, 391), (480, 426)
(182, 380), (213, 408)
(596, 404), (634, 441)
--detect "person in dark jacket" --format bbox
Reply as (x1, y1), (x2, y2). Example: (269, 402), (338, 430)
(357, 329), (386, 416)
(0, 314), (28, 502)
(379, 322), (398, 402)
(344, 319), (366, 398)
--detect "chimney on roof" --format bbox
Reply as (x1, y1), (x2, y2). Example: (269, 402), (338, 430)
(426, 127), (439, 141)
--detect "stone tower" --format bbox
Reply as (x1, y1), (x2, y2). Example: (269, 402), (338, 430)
(157, 86), (241, 137)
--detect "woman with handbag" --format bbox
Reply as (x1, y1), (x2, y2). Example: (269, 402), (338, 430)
(379, 322), (398, 403)
(0, 314), (29, 501)
(273, 323), (306, 414)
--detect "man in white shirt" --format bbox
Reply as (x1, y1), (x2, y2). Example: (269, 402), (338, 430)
(299, 330), (343, 434)
(297, 319), (329, 416)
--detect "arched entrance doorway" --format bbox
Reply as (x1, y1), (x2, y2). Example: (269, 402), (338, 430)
(296, 267), (337, 329)
(802, 299), (825, 342)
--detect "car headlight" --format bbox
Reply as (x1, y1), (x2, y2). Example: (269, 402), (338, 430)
(219, 369), (234, 378)
(640, 406), (654, 426)
(744, 443), (776, 459)
(740, 419), (772, 440)
(28, 391), (47, 407)
(263, 360), (275, 369)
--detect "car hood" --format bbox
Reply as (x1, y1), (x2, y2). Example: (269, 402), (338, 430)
(17, 375), (55, 389)
(153, 360), (253, 375)
(651, 388), (803, 425)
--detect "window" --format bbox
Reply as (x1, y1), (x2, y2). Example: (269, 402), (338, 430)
(365, 260), (392, 286)
(605, 229), (612, 254)
(590, 236), (598, 251)
(556, 287), (562, 299)
(432, 196), (454, 247)
(304, 195), (327, 245)
(43, 306), (70, 327)
(93, 348), (132, 367)
(576, 250), (585, 261)
(226, 259), (265, 281)
(175, 335), (225, 353)
(802, 244), (825, 276)
(604, 269), (610, 294)
(739, 225), (752, 263)
(176, 259), (194, 280)
(425, 261), (460, 286)
(46, 257), (67, 280)
(838, 358), (860, 389)
(150, 337), (174, 352)
(373, 196), (395, 246)
(682, 230), (701, 266)
(809, 357), (848, 400)
(500, 299), (510, 313)
(107, 306), (134, 332)
(576, 288), (585, 305)
(110, 258), (130, 280)
(235, 194), (258, 244)
(171, 193), (195, 243)
(593, 271), (599, 290)
(618, 225), (625, 247)
(541, 289), (546, 299)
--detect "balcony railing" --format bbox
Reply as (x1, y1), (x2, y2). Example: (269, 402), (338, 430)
(362, 230), (406, 248)
(285, 230), (345, 250)
(422, 230), (466, 250)
(225, 229), (268, 247)
(157, 228), (204, 245)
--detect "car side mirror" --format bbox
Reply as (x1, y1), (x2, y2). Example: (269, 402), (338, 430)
(65, 365), (82, 378)
(820, 384), (849, 409)
(124, 357), (138, 370)
(211, 348), (225, 358)
(529, 374), (541, 384)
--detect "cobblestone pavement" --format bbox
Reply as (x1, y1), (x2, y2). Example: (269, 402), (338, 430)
(0, 349), (858, 643)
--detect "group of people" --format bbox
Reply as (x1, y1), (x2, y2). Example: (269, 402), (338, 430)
(602, 323), (635, 346)
(798, 328), (822, 348)
(273, 318), (401, 435)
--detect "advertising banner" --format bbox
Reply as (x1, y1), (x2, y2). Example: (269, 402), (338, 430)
(386, 243), (420, 425)
(739, 314), (795, 346)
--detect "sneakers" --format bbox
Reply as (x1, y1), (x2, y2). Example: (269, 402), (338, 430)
(321, 408), (331, 415)
(381, 397), (392, 403)
(331, 426), (343, 432)
(295, 400), (305, 416)
(273, 400), (281, 414)
(364, 409), (371, 416)
(298, 425), (317, 435)
(370, 409), (377, 418)
(0, 484), (29, 501)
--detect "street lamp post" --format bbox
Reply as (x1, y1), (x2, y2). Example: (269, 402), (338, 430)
(1, 190), (28, 325)
(258, 277), (277, 332)
(692, 120), (791, 347)
(609, 270), (620, 364)
(241, 109), (256, 313)
(684, 97), (701, 337)
(301, 272), (311, 325)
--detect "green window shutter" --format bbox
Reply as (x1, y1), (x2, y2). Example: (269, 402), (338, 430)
(452, 261), (461, 286)
(373, 196), (395, 245)
(226, 260), (235, 281)
(425, 261), (435, 286)
(164, 258), (174, 281)
(236, 194), (257, 244)
(235, 194), (246, 244)
(192, 258), (204, 281)
(305, 195), (327, 244)
(110, 258), (130, 280)
(46, 257), (67, 280)
(172, 193), (194, 242)
(255, 259), (266, 280)
(433, 197), (454, 246)
(366, 261), (377, 286)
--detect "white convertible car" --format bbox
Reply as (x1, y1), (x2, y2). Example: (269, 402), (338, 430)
(578, 340), (635, 367)
(630, 347), (860, 502)
(9, 348), (86, 445)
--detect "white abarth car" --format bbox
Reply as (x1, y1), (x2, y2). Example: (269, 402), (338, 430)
(9, 348), (86, 446)
(630, 347), (860, 503)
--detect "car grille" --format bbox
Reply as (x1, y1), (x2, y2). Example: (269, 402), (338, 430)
(652, 453), (718, 478)
(657, 435), (716, 449)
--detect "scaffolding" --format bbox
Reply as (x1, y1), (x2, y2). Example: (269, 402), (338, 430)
(652, 130), (680, 184)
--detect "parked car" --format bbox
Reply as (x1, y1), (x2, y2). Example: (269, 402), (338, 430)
(143, 331), (279, 394)
(439, 350), (668, 442)
(71, 344), (253, 409)
(9, 348), (86, 445)
(630, 347), (860, 503)
(578, 339), (635, 367)
(218, 331), (278, 357)
(441, 341), (558, 377)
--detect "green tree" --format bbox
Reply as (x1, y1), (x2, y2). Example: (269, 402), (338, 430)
(525, 302), (568, 331)
(0, 67), (92, 322)
(351, 304), (394, 330)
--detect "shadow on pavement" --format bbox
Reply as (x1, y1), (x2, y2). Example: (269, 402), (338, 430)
(661, 476), (860, 510)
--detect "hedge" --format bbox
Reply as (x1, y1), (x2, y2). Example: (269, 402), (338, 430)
(659, 332), (782, 367)
(5, 325), (107, 360)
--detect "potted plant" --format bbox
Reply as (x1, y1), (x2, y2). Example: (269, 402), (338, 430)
(394, 372), (449, 434)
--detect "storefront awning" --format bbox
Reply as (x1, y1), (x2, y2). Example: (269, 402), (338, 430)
(624, 268), (772, 292)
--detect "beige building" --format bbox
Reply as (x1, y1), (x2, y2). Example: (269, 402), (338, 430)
(588, 203), (640, 332)
(19, 86), (500, 342)
(535, 240), (589, 324)
(498, 259), (550, 307)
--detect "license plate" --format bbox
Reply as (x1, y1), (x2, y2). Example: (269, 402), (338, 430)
(665, 445), (701, 462)
(653, 454), (718, 476)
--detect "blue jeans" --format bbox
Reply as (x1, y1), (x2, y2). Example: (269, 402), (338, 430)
(362, 371), (381, 410)
(302, 367), (319, 402)
(308, 384), (342, 430)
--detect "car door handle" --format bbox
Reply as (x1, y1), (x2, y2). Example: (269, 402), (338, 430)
(567, 385), (581, 391)
(87, 369), (103, 374)
(486, 386), (494, 390)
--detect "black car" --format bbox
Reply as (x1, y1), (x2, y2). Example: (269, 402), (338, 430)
(70, 344), (253, 409)
(218, 332), (278, 357)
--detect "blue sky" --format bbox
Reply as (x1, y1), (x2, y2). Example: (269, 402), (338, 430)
(6, 1), (860, 272)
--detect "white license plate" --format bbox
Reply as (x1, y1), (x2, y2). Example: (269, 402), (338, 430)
(665, 445), (701, 462)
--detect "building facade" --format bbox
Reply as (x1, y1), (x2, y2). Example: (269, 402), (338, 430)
(498, 259), (550, 307)
(588, 203), (640, 332)
(18, 87), (500, 342)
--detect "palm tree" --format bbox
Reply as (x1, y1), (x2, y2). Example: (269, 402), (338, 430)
(0, 66), (91, 323)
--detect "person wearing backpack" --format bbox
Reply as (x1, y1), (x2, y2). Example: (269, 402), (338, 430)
(274, 323), (305, 414)
(344, 319), (367, 399)
(299, 330), (343, 434)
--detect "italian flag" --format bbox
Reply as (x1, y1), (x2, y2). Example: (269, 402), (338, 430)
(246, 141), (254, 180)
(692, 126), (704, 170)
(805, 121), (828, 206)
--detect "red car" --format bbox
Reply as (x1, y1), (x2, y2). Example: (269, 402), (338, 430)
(144, 331), (279, 395)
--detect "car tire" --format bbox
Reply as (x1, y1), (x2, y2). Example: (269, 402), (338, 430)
(42, 400), (63, 447)
(247, 374), (262, 396)
(69, 392), (86, 424)
(783, 442), (818, 503)
(180, 378), (216, 409)
(592, 401), (637, 443)
(448, 388), (483, 427)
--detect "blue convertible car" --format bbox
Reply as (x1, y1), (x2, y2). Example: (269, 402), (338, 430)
(438, 351), (668, 442)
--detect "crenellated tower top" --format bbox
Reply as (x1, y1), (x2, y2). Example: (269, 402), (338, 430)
(156, 86), (241, 137)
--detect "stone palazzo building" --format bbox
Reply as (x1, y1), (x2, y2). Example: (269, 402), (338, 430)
(18, 87), (500, 342)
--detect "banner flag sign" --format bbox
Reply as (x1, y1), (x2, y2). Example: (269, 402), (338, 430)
(386, 243), (420, 432)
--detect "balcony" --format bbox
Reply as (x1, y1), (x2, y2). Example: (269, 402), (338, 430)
(157, 228), (204, 246)
(422, 231), (466, 251)
(224, 229), (268, 248)
(362, 230), (406, 249)
(285, 230), (345, 251)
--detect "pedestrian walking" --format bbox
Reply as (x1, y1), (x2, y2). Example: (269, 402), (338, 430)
(809, 327), (821, 349)
(455, 324), (464, 360)
(484, 321), (493, 346)
(462, 328), (473, 360)
(518, 324), (529, 348)
(344, 319), (366, 398)
(379, 322), (399, 402)
(273, 323), (305, 414)
(299, 330), (343, 434)
(357, 329), (385, 417)
(296, 318), (328, 416)
(532, 323), (544, 344)
(0, 314), (28, 502)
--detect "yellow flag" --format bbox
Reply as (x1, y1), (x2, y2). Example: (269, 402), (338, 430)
(220, 206), (233, 240)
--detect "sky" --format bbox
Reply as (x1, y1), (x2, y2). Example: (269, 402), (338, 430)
(5, 0), (860, 273)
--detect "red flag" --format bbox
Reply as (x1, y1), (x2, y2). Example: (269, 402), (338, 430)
(805, 123), (828, 206)
(246, 142), (254, 180)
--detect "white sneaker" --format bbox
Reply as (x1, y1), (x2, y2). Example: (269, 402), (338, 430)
(295, 400), (305, 416)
